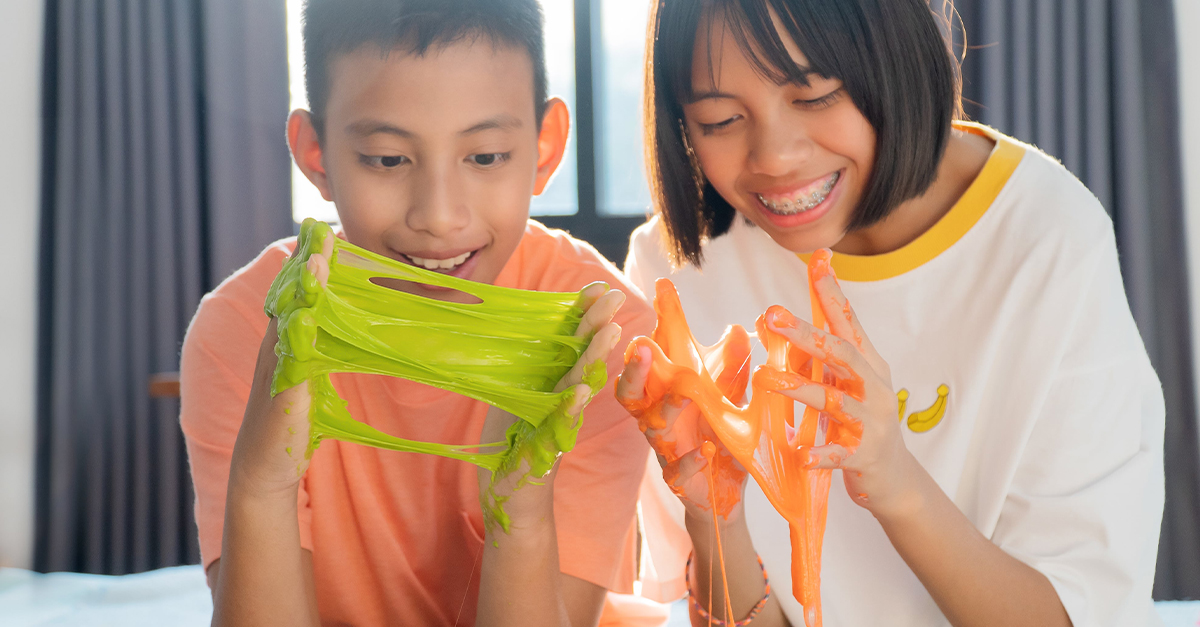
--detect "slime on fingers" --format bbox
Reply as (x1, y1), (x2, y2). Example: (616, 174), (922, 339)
(265, 219), (608, 532)
(618, 250), (864, 627)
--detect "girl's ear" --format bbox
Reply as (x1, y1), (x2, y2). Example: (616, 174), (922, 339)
(533, 98), (571, 195)
(288, 110), (334, 202)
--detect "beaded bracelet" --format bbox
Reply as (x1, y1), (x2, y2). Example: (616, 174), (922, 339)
(685, 551), (772, 626)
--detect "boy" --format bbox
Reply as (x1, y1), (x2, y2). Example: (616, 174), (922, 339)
(179, 0), (656, 624)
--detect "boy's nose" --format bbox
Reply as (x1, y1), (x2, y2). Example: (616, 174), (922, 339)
(405, 167), (470, 237)
(746, 118), (814, 178)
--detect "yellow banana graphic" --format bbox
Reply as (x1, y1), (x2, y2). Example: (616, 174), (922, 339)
(906, 385), (949, 433)
(896, 389), (909, 421)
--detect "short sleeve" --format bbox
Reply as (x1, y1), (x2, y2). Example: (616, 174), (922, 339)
(990, 239), (1165, 626)
(179, 248), (313, 575)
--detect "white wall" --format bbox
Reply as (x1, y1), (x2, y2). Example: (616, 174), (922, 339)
(0, 0), (43, 570)
(1181, 1), (1200, 419)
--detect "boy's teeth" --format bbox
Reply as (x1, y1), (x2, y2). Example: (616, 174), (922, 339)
(757, 171), (840, 216)
(407, 251), (472, 271)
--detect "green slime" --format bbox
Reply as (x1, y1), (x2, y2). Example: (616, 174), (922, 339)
(264, 219), (607, 531)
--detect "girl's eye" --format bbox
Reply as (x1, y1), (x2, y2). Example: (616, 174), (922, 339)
(468, 152), (511, 167)
(698, 116), (741, 135)
(796, 89), (842, 110)
(359, 154), (409, 168)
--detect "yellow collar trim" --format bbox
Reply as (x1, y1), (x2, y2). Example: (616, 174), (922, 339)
(798, 122), (1025, 282)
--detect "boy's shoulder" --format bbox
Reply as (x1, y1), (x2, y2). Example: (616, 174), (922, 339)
(507, 220), (648, 302)
(185, 236), (297, 345)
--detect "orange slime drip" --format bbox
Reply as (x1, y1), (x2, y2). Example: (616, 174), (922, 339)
(619, 251), (863, 627)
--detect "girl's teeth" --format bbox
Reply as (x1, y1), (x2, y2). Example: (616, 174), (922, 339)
(407, 251), (472, 271)
(757, 171), (840, 215)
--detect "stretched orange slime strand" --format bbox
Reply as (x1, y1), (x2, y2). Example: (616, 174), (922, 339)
(618, 251), (863, 627)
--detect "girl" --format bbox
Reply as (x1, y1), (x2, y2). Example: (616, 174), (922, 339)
(616, 1), (1164, 626)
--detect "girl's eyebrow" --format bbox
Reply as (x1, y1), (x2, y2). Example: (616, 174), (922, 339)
(687, 90), (738, 103)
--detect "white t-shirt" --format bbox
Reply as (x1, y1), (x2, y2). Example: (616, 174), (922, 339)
(626, 124), (1165, 627)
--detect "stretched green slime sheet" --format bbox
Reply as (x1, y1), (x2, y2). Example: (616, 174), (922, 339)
(264, 219), (607, 531)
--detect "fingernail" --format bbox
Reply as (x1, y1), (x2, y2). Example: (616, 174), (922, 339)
(768, 307), (796, 329)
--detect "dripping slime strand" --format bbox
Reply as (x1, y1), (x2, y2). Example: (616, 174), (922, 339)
(703, 440), (735, 626)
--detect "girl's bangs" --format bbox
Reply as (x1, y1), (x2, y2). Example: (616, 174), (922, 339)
(683, 0), (838, 102)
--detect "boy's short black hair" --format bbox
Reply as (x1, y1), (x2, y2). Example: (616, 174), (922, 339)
(302, 0), (548, 138)
(646, 0), (963, 266)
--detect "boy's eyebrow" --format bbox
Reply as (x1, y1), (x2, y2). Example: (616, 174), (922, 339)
(460, 115), (523, 136)
(346, 120), (415, 139)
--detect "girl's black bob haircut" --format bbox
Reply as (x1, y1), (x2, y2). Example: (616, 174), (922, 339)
(645, 0), (963, 266)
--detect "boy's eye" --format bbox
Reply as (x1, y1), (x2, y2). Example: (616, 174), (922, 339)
(698, 115), (741, 135)
(468, 152), (511, 167)
(360, 154), (409, 168)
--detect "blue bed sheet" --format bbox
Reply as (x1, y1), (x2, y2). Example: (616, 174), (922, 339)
(0, 565), (1196, 626)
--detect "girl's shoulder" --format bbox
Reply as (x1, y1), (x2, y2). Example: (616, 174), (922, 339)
(981, 132), (1116, 254)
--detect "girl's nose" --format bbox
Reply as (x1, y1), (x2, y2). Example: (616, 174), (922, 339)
(746, 117), (814, 178)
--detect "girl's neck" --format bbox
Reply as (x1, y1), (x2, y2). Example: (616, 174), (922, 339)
(832, 128), (995, 257)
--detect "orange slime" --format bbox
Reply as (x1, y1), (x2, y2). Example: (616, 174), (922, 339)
(619, 251), (863, 627)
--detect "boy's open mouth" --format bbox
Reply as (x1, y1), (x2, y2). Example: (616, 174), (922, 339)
(397, 248), (483, 286)
(404, 251), (474, 272)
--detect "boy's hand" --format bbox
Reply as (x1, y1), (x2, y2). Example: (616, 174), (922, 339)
(478, 284), (625, 524)
(229, 235), (334, 501)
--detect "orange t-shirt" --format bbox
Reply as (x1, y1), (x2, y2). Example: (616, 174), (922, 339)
(180, 221), (656, 626)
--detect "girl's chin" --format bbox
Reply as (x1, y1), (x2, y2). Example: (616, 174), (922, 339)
(737, 210), (846, 254)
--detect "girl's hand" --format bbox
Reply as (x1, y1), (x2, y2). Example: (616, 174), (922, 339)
(228, 234), (335, 501)
(478, 284), (625, 524)
(765, 264), (921, 519)
(616, 347), (749, 524)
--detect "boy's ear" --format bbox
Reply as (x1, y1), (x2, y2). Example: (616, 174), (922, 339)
(533, 98), (570, 196)
(288, 110), (335, 202)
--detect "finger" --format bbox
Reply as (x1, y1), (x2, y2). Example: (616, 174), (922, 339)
(809, 258), (887, 374)
(758, 372), (869, 417)
(806, 443), (852, 469)
(555, 323), (621, 393)
(306, 254), (331, 289)
(767, 307), (876, 382)
(574, 281), (611, 312)
(575, 288), (625, 339)
(615, 342), (652, 404)
(320, 229), (335, 259)
(662, 446), (710, 496)
(563, 383), (593, 416)
(642, 396), (690, 446)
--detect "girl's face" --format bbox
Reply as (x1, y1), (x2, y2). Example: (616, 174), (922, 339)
(683, 15), (876, 253)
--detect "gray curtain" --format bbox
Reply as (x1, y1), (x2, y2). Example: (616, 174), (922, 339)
(35, 0), (291, 574)
(949, 0), (1198, 600)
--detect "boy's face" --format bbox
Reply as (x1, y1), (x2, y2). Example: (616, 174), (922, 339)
(290, 40), (565, 303)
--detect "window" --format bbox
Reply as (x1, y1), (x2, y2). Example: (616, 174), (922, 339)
(285, 0), (654, 262)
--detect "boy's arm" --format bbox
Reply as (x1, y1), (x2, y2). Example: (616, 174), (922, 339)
(209, 317), (322, 627)
(475, 285), (625, 627)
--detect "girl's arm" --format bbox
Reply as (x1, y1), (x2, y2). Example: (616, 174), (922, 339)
(870, 457), (1071, 627)
(768, 265), (1070, 627)
(615, 359), (787, 627)
(475, 285), (626, 627)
